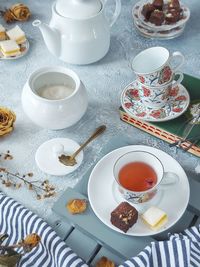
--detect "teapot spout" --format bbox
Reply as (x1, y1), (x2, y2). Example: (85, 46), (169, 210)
(33, 20), (60, 57)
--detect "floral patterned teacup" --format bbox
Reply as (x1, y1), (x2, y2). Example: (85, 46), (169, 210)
(132, 47), (184, 87)
(136, 72), (184, 108)
(113, 150), (179, 204)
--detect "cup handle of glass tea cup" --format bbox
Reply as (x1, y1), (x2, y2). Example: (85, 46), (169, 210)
(159, 172), (179, 187)
(172, 72), (184, 87)
(169, 51), (185, 72)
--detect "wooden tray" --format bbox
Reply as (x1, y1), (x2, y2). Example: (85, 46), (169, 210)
(48, 136), (200, 266)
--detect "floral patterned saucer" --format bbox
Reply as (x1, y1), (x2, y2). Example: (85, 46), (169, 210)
(121, 81), (190, 122)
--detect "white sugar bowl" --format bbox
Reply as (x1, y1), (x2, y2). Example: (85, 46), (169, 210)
(21, 67), (88, 130)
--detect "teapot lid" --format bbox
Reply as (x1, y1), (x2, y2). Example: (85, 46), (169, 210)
(56, 0), (102, 19)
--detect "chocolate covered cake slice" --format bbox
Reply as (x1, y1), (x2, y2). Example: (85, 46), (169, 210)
(168, 0), (181, 11)
(110, 202), (138, 233)
(152, 0), (164, 10)
(142, 3), (155, 20)
(165, 9), (181, 24)
(149, 9), (165, 25)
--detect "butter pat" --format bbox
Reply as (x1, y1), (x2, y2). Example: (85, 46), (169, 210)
(0, 40), (21, 57)
(6, 25), (26, 44)
(142, 206), (167, 230)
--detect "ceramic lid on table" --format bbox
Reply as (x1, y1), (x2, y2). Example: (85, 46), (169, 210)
(56, 0), (102, 19)
(35, 138), (83, 176)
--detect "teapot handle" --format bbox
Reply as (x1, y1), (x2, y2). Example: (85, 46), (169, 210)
(104, 0), (121, 28)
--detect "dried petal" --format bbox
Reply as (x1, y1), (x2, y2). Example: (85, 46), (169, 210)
(96, 256), (115, 267)
(28, 184), (33, 190)
(67, 199), (87, 214)
(36, 195), (41, 200)
(16, 183), (21, 189)
(22, 233), (41, 251)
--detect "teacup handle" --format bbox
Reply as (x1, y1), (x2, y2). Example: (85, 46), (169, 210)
(159, 172), (179, 187)
(171, 71), (184, 87)
(169, 51), (185, 72)
(103, 0), (121, 27)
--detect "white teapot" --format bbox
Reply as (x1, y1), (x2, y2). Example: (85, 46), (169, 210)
(33, 0), (121, 65)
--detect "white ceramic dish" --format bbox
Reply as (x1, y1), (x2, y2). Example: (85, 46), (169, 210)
(88, 145), (190, 236)
(21, 66), (88, 130)
(121, 80), (190, 122)
(35, 138), (83, 176)
(132, 2), (188, 39)
(138, 0), (190, 31)
(32, 0), (121, 64)
(0, 39), (29, 60)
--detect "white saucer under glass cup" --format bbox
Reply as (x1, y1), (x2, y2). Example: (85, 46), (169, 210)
(113, 150), (179, 204)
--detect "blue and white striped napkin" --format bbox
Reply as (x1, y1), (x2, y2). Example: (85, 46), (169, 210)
(1, 191), (200, 267)
(120, 227), (200, 267)
(0, 192), (87, 267)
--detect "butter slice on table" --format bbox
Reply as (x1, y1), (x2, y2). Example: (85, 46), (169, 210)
(142, 206), (168, 230)
(0, 40), (20, 57)
(6, 25), (26, 45)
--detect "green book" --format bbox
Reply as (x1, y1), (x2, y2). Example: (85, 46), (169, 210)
(119, 74), (200, 157)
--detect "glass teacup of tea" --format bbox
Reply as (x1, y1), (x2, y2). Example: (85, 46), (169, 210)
(113, 150), (179, 204)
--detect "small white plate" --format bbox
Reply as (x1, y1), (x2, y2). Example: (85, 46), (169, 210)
(35, 138), (83, 176)
(121, 80), (190, 122)
(0, 39), (29, 60)
(88, 145), (190, 236)
(132, 1), (188, 39)
(138, 0), (190, 31)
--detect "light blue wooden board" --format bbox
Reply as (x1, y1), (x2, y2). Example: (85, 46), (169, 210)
(187, 172), (200, 216)
(52, 188), (154, 259)
(91, 247), (126, 267)
(47, 212), (73, 240)
(52, 135), (200, 261)
(154, 209), (195, 241)
(64, 228), (98, 262)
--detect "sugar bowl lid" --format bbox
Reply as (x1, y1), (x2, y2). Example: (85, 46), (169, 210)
(56, 0), (102, 19)
(35, 138), (83, 176)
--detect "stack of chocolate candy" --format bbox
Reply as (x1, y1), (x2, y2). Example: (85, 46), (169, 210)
(141, 0), (183, 26)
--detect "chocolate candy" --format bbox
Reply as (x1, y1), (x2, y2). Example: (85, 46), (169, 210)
(142, 3), (155, 20)
(110, 202), (138, 233)
(149, 10), (165, 26)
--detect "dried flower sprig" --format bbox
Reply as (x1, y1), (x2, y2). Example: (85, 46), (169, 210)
(0, 169), (56, 200)
(0, 150), (56, 200)
(0, 150), (13, 160)
(0, 233), (40, 266)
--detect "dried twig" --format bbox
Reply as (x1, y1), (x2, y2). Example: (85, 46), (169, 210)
(0, 151), (56, 200)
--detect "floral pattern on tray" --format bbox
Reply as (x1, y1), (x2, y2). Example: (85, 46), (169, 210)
(121, 81), (190, 122)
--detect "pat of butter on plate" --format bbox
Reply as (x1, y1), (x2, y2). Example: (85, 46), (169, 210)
(141, 206), (168, 230)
